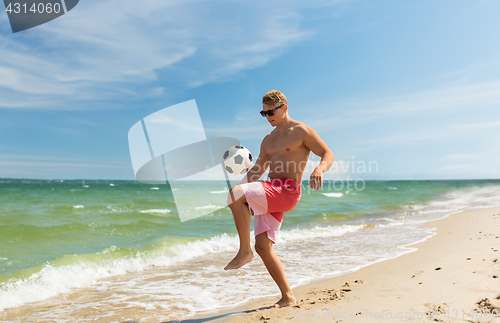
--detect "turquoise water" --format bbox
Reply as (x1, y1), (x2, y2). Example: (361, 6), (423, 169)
(1, 178), (500, 320)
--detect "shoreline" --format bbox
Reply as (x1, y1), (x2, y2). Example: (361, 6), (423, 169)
(185, 207), (500, 322)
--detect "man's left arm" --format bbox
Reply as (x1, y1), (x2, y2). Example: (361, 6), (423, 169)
(302, 126), (334, 190)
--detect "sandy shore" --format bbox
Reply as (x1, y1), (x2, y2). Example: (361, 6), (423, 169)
(185, 207), (500, 323)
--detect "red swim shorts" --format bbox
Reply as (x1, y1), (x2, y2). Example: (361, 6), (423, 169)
(237, 178), (301, 244)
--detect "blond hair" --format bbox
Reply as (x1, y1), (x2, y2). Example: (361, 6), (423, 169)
(262, 90), (287, 107)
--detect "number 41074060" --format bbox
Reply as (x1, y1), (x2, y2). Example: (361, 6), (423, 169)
(5, 2), (62, 14)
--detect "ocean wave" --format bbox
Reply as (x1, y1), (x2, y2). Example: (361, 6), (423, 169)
(210, 190), (228, 194)
(194, 204), (220, 211)
(140, 209), (171, 214)
(0, 234), (238, 312)
(278, 223), (364, 242)
(0, 222), (367, 312)
(323, 192), (343, 198)
(404, 185), (500, 220)
(73, 205), (84, 209)
(0, 255), (145, 311)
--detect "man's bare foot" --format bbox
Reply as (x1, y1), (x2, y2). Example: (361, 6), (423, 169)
(224, 251), (254, 270)
(269, 295), (296, 308)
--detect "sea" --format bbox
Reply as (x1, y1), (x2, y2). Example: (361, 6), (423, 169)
(1, 178), (500, 322)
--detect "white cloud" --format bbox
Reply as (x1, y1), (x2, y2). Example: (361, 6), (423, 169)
(447, 120), (500, 130)
(0, 154), (133, 179)
(285, 79), (500, 145)
(359, 129), (447, 147)
(0, 153), (130, 166)
(0, 160), (130, 168)
(329, 81), (500, 120)
(444, 154), (477, 160)
(439, 164), (471, 171)
(367, 82), (500, 115)
(0, 0), (348, 109)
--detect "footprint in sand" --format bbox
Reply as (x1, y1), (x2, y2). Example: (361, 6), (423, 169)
(411, 271), (423, 278)
(424, 303), (448, 321)
(475, 297), (500, 312)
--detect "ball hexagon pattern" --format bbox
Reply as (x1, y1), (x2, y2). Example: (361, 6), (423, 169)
(222, 145), (253, 175)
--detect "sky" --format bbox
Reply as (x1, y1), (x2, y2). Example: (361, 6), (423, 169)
(0, 0), (499, 181)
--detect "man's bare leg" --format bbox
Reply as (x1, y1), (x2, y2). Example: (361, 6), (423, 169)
(224, 185), (254, 270)
(255, 232), (296, 308)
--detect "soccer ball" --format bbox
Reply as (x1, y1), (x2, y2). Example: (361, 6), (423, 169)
(223, 145), (253, 175)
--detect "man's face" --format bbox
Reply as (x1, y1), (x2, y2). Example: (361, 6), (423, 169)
(262, 103), (285, 126)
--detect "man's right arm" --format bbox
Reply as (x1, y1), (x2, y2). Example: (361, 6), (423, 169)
(242, 135), (270, 183)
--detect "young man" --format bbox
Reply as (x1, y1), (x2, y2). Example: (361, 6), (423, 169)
(225, 90), (334, 308)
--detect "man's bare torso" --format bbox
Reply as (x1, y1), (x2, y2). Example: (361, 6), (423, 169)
(263, 120), (310, 183)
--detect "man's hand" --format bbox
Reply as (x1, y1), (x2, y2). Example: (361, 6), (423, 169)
(309, 167), (323, 190)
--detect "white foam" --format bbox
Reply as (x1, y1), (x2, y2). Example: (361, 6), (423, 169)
(0, 257), (143, 311)
(150, 187), (159, 190)
(0, 233), (243, 311)
(73, 205), (84, 209)
(323, 192), (343, 198)
(194, 204), (220, 211)
(404, 184), (500, 222)
(210, 189), (228, 194)
(278, 224), (364, 242)
(0, 222), (368, 313)
(140, 209), (171, 214)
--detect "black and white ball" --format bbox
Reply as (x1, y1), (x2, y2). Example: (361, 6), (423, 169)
(223, 145), (253, 175)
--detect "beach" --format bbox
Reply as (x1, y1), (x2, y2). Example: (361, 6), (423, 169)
(1, 180), (499, 322)
(191, 207), (500, 323)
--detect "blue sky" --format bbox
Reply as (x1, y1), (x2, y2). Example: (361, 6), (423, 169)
(0, 0), (499, 180)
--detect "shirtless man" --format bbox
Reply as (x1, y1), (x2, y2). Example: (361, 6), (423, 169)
(225, 90), (334, 308)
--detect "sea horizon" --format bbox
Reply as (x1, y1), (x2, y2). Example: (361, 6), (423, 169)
(2, 177), (500, 182)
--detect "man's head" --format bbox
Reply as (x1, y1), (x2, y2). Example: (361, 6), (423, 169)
(262, 90), (287, 108)
(262, 90), (288, 126)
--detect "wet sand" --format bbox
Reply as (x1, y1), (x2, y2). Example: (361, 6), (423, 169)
(187, 207), (500, 323)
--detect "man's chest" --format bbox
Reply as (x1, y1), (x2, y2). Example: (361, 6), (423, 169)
(264, 130), (304, 156)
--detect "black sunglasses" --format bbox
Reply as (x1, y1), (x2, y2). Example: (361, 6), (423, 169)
(260, 104), (284, 117)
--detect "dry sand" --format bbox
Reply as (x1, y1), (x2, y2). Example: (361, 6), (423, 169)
(186, 207), (500, 323)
